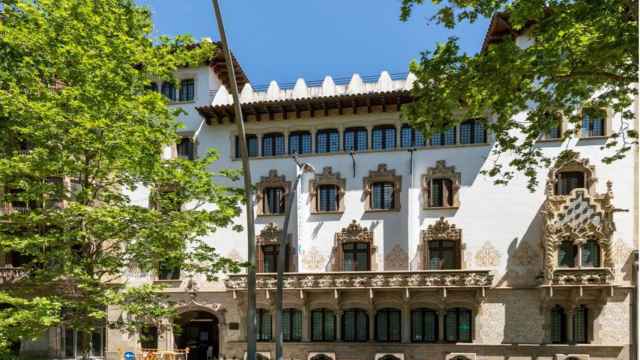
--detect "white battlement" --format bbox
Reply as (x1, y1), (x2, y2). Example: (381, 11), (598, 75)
(211, 71), (417, 106)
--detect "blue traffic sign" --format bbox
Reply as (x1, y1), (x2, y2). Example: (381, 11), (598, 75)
(124, 351), (135, 360)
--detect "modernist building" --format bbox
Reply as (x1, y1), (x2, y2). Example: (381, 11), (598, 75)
(5, 14), (638, 360)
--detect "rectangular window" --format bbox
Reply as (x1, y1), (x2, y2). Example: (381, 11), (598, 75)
(428, 240), (458, 270)
(343, 243), (370, 271)
(264, 187), (284, 215)
(376, 309), (401, 342)
(235, 135), (258, 158)
(371, 182), (394, 210)
(316, 129), (339, 153)
(555, 171), (585, 195)
(283, 309), (302, 342)
(551, 306), (567, 343)
(179, 79), (195, 102)
(460, 119), (486, 144)
(582, 110), (606, 137)
(372, 126), (396, 150)
(318, 185), (338, 212)
(558, 241), (577, 268)
(344, 127), (368, 152)
(288, 131), (312, 154)
(257, 309), (272, 341)
(176, 138), (194, 160)
(574, 305), (588, 343)
(158, 261), (180, 280)
(161, 82), (176, 101)
(400, 125), (426, 148)
(431, 127), (456, 146)
(262, 133), (285, 156)
(140, 326), (158, 349)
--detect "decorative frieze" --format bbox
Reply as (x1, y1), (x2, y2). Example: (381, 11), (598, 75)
(224, 269), (494, 290)
(550, 268), (614, 286)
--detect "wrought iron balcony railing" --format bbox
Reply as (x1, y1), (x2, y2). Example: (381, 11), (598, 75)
(225, 270), (494, 291)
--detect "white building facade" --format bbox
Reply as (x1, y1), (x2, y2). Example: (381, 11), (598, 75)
(10, 17), (638, 360)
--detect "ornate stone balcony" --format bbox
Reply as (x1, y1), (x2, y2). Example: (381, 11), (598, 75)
(225, 270), (494, 291)
(0, 267), (25, 285)
(549, 268), (614, 286)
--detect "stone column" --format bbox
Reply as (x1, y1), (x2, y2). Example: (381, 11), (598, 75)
(402, 304), (411, 343)
(302, 303), (311, 342)
(336, 309), (343, 341)
(438, 309), (447, 342)
(369, 307), (376, 342)
(283, 129), (289, 155)
(566, 306), (575, 344)
(256, 134), (263, 157)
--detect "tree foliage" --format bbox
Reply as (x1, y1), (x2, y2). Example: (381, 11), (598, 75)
(0, 0), (242, 355)
(400, 0), (638, 190)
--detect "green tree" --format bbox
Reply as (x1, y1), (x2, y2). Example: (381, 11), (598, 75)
(400, 0), (638, 190)
(0, 0), (242, 356)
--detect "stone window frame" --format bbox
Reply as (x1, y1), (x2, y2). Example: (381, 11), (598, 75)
(419, 217), (465, 270)
(546, 152), (597, 196)
(256, 170), (291, 216)
(422, 160), (461, 209)
(256, 223), (295, 273)
(331, 220), (378, 271)
(309, 167), (346, 214)
(363, 164), (402, 212)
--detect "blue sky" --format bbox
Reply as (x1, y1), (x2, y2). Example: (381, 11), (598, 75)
(136, 0), (489, 87)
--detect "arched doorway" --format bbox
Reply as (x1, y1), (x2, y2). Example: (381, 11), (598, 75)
(174, 311), (219, 360)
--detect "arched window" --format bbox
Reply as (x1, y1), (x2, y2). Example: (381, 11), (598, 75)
(555, 171), (585, 195)
(342, 308), (368, 342)
(316, 129), (339, 153)
(459, 119), (486, 144)
(558, 240), (578, 268)
(581, 240), (600, 267)
(444, 308), (472, 342)
(262, 132), (285, 157)
(372, 125), (396, 150)
(550, 305), (567, 343)
(375, 308), (401, 342)
(342, 242), (370, 271)
(431, 127), (456, 146)
(344, 127), (368, 151)
(257, 309), (272, 341)
(288, 131), (312, 154)
(400, 124), (426, 148)
(371, 182), (395, 210)
(311, 309), (336, 341)
(411, 308), (438, 343)
(282, 309), (302, 342)
(574, 305), (589, 343)
(310, 355), (332, 360)
(263, 187), (285, 215)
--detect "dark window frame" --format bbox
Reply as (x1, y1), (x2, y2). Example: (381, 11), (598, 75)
(427, 239), (460, 270)
(551, 305), (567, 344)
(311, 309), (336, 342)
(235, 134), (259, 158)
(317, 184), (339, 212)
(411, 308), (439, 343)
(558, 240), (578, 268)
(160, 82), (176, 101)
(344, 127), (369, 152)
(444, 308), (472, 343)
(400, 124), (426, 148)
(260, 244), (290, 273)
(316, 129), (340, 153)
(375, 308), (402, 342)
(176, 138), (195, 160)
(341, 308), (369, 342)
(263, 187), (285, 215)
(555, 171), (586, 195)
(459, 119), (487, 145)
(257, 308), (272, 341)
(581, 109), (606, 138)
(372, 125), (397, 150)
(342, 242), (371, 271)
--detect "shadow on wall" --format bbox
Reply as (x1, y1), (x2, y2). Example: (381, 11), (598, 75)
(498, 203), (546, 344)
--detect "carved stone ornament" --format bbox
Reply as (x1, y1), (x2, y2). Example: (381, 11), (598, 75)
(309, 166), (346, 214)
(541, 174), (616, 284)
(545, 150), (597, 196)
(255, 169), (291, 216)
(419, 217), (464, 270)
(331, 220), (378, 271)
(422, 160), (462, 209)
(363, 164), (402, 211)
(256, 223), (295, 272)
(384, 244), (409, 271)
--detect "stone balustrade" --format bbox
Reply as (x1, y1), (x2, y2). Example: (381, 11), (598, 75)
(0, 267), (25, 285)
(225, 270), (494, 290)
(551, 268), (614, 286)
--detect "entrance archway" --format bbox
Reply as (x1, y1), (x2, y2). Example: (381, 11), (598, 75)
(174, 311), (219, 360)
